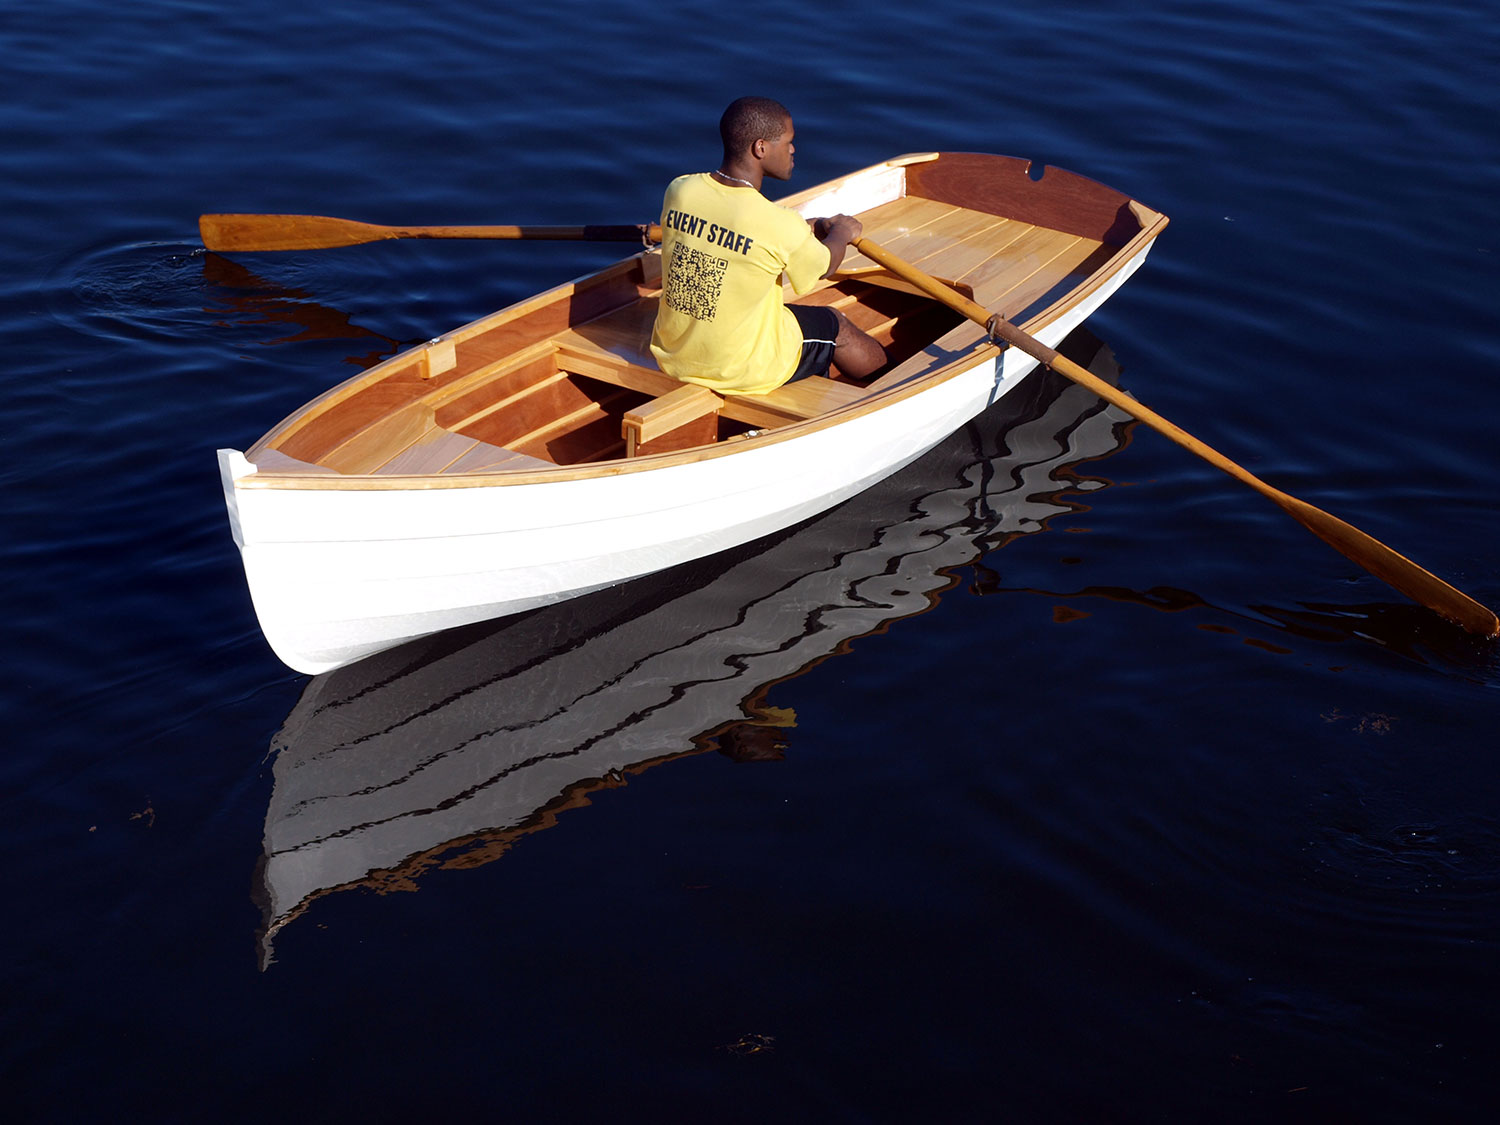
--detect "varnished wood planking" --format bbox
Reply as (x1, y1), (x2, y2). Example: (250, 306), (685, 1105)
(456, 373), (602, 449)
(958, 227), (1108, 318)
(989, 243), (1117, 323)
(839, 212), (1019, 284)
(554, 300), (658, 369)
(905, 152), (1148, 245)
(865, 200), (1012, 262)
(446, 442), (553, 474)
(319, 403), (436, 475)
(371, 428), (481, 475)
(275, 210), (1028, 473)
(432, 348), (559, 431)
(515, 403), (619, 464)
(274, 380), (424, 463)
(897, 218), (1031, 284)
(463, 378), (641, 464)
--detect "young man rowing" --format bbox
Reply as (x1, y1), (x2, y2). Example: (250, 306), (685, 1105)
(649, 97), (886, 395)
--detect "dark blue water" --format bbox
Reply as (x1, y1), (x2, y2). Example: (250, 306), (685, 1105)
(5, 1), (1499, 1119)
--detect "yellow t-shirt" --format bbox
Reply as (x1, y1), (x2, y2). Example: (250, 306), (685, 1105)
(649, 174), (831, 395)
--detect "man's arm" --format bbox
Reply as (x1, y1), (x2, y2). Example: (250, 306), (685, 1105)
(813, 214), (864, 278)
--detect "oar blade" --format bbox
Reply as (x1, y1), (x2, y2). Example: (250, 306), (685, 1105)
(1274, 492), (1499, 637)
(199, 214), (392, 252)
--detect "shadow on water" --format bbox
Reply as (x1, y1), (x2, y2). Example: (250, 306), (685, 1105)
(252, 328), (1137, 966)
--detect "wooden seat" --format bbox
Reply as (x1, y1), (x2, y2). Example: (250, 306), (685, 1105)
(559, 334), (868, 432)
(721, 375), (866, 427)
(622, 384), (722, 456)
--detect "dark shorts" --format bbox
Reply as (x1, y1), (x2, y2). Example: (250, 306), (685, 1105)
(786, 304), (839, 383)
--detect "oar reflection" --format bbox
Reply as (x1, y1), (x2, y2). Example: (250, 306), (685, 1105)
(200, 251), (402, 365)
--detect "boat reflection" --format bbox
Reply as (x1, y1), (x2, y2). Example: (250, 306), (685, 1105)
(253, 329), (1134, 967)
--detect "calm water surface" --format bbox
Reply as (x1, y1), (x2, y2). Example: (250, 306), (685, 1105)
(3, 1), (1498, 1120)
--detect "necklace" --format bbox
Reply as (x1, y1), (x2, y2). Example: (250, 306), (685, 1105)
(712, 169), (756, 188)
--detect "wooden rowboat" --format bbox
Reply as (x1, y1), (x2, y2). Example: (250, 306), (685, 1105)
(218, 152), (1168, 673)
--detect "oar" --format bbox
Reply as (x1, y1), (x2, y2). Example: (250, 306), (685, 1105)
(852, 236), (1499, 637)
(199, 213), (664, 252)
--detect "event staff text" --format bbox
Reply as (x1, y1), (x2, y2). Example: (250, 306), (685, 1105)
(663, 209), (754, 255)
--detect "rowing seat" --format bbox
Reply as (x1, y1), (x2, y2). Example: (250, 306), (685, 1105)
(620, 374), (866, 447)
(559, 332), (868, 434)
(623, 383), (722, 456)
(556, 301), (869, 428)
(721, 375), (865, 427)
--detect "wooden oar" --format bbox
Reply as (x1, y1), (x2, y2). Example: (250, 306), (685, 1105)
(199, 213), (663, 252)
(853, 236), (1499, 637)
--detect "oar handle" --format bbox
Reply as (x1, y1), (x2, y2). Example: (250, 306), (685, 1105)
(851, 236), (1498, 637)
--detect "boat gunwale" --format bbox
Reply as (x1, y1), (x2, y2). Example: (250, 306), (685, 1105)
(231, 154), (1167, 492)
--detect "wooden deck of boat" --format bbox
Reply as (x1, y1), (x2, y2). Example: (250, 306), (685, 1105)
(845, 195), (1114, 312)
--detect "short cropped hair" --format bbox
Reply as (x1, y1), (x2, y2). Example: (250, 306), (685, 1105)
(720, 97), (790, 157)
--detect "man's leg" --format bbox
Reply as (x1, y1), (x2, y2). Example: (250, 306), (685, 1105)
(831, 310), (886, 380)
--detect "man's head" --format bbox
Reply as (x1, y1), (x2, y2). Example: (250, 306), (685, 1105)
(720, 96), (795, 181)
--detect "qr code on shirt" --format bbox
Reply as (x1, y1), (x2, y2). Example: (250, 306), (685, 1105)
(664, 244), (729, 321)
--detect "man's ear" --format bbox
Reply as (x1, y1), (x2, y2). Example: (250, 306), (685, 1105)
(752, 138), (765, 159)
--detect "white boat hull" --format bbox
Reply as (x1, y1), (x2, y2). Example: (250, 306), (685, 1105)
(221, 240), (1152, 674)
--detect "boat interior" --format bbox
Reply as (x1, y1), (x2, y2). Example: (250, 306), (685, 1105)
(245, 154), (1165, 478)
